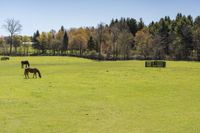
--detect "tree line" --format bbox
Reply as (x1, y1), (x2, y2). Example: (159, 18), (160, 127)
(1, 13), (200, 61)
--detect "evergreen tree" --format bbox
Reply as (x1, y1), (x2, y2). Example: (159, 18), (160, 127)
(193, 16), (200, 60)
(38, 32), (48, 54)
(158, 18), (171, 56)
(62, 31), (69, 54)
(110, 19), (115, 27)
(87, 36), (96, 51)
(174, 14), (193, 60)
(60, 26), (65, 32)
(137, 18), (145, 31)
(127, 18), (138, 36)
(32, 30), (40, 53)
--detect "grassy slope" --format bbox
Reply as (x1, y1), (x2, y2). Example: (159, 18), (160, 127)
(0, 57), (200, 133)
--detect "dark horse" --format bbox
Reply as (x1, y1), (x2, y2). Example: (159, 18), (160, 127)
(24, 68), (42, 79)
(21, 61), (30, 68)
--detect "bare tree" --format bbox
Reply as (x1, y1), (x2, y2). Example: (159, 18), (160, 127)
(2, 18), (22, 55)
(96, 23), (105, 59)
(118, 29), (134, 60)
(110, 24), (120, 59)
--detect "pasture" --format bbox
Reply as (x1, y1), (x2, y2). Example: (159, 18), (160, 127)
(0, 56), (200, 133)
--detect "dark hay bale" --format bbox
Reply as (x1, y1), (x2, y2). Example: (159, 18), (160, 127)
(145, 60), (166, 68)
(1, 57), (10, 61)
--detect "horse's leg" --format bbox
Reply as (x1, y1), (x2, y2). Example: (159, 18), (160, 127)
(33, 72), (36, 78)
(24, 70), (27, 79)
(25, 73), (28, 79)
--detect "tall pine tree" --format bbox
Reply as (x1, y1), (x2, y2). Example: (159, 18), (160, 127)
(32, 30), (40, 54)
(87, 36), (96, 51)
(62, 31), (69, 54)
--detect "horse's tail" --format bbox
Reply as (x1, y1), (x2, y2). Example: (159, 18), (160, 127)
(24, 68), (28, 78)
(37, 69), (42, 78)
(24, 69), (26, 75)
(21, 61), (23, 68)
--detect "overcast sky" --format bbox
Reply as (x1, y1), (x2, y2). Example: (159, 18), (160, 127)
(0, 0), (200, 36)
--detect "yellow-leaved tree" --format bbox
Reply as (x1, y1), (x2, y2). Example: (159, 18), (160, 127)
(135, 28), (153, 59)
(69, 28), (89, 55)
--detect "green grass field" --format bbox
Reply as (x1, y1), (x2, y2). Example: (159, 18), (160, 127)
(0, 56), (200, 133)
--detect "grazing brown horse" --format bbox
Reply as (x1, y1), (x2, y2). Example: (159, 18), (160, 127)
(21, 61), (30, 68)
(24, 68), (42, 79)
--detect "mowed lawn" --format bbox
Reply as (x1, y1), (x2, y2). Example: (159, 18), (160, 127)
(0, 57), (200, 133)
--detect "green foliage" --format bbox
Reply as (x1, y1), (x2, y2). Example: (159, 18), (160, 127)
(87, 36), (96, 51)
(193, 16), (200, 60)
(13, 36), (22, 50)
(137, 18), (145, 31)
(127, 18), (138, 35)
(37, 32), (48, 54)
(32, 30), (40, 50)
(62, 31), (69, 52)
(2, 14), (200, 60)
(87, 50), (98, 59)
